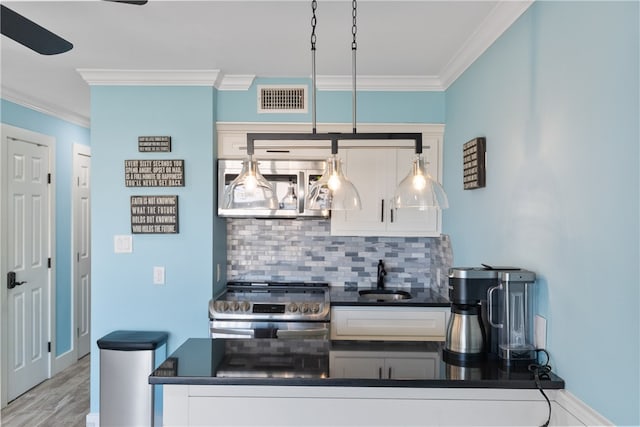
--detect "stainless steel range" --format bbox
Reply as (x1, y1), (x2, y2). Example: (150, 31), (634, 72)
(209, 281), (330, 339)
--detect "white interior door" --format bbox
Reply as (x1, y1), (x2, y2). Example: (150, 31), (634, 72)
(73, 146), (91, 358)
(6, 135), (50, 401)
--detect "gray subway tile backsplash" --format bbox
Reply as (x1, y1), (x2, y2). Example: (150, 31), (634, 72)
(226, 218), (453, 296)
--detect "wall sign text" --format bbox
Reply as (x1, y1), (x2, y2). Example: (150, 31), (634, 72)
(138, 136), (171, 152)
(125, 159), (185, 187)
(130, 195), (179, 234)
(463, 137), (486, 190)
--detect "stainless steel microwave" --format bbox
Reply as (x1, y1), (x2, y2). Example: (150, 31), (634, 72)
(217, 159), (329, 218)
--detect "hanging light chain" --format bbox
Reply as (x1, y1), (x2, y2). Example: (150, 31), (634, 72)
(351, 0), (357, 133)
(311, 0), (318, 133)
(311, 0), (317, 51)
(351, 0), (357, 50)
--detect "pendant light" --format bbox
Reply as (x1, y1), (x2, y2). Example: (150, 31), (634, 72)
(308, 141), (361, 211)
(222, 153), (278, 210)
(307, 0), (361, 211)
(394, 153), (449, 210)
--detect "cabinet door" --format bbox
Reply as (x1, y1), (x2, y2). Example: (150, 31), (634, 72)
(331, 307), (448, 342)
(330, 352), (439, 380)
(330, 355), (384, 379)
(331, 148), (389, 234)
(331, 141), (441, 237)
(386, 356), (437, 380)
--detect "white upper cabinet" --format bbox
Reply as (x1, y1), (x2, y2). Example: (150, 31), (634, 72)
(217, 122), (343, 159)
(217, 122), (445, 237)
(331, 125), (444, 237)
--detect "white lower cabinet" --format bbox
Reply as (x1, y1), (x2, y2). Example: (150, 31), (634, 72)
(330, 306), (449, 341)
(330, 350), (438, 379)
(163, 385), (588, 427)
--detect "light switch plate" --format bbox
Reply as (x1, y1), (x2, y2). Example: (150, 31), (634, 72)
(534, 315), (546, 349)
(153, 266), (165, 285)
(114, 235), (133, 253)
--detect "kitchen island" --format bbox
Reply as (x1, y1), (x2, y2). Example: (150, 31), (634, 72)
(149, 338), (584, 426)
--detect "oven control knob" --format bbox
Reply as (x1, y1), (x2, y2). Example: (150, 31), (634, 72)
(230, 301), (240, 311)
(287, 303), (298, 313)
(214, 301), (226, 312)
(240, 301), (251, 312)
(311, 303), (320, 313)
(301, 304), (310, 313)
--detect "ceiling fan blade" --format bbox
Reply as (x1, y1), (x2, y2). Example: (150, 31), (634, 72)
(103, 0), (148, 4)
(1, 5), (73, 55)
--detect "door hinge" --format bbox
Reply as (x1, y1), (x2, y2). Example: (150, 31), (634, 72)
(48, 258), (52, 268)
(47, 342), (51, 353)
(47, 173), (51, 184)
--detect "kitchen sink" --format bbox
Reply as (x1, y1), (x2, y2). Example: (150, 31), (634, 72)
(358, 289), (412, 301)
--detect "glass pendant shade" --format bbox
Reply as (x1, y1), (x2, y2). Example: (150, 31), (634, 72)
(308, 155), (361, 211)
(222, 156), (278, 209)
(394, 154), (449, 210)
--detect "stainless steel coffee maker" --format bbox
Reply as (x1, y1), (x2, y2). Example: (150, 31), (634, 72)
(444, 266), (537, 366)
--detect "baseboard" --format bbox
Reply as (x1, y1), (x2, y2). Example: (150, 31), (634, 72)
(86, 412), (99, 427)
(554, 390), (613, 426)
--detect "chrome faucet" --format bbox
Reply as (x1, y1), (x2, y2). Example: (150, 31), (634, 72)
(376, 259), (386, 290)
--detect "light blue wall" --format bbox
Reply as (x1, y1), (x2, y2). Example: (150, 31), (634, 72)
(443, 2), (639, 425)
(1, 99), (90, 356)
(87, 84), (443, 413)
(89, 86), (224, 412)
(217, 77), (445, 123)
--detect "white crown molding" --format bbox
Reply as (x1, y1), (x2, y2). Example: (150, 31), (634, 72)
(316, 75), (443, 92)
(1, 86), (90, 128)
(439, 1), (533, 89)
(6, 3), (532, 125)
(218, 75), (256, 91)
(77, 69), (222, 87)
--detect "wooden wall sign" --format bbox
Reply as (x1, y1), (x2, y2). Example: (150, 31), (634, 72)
(131, 195), (179, 234)
(125, 159), (185, 187)
(138, 136), (171, 152)
(463, 137), (486, 190)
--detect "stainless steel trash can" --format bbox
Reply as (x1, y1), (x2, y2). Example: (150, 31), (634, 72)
(97, 330), (168, 427)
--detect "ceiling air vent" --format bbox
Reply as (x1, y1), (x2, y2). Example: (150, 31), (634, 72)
(258, 85), (308, 114)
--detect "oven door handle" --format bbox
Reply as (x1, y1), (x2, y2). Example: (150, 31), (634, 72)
(275, 328), (329, 339)
(210, 327), (254, 337)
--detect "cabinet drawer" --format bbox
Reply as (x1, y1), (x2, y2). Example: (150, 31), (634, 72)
(217, 122), (335, 159)
(331, 307), (447, 341)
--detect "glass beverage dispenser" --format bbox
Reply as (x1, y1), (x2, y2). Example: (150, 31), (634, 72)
(488, 270), (537, 365)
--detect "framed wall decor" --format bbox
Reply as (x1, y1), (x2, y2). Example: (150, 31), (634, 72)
(130, 195), (179, 234)
(462, 137), (486, 190)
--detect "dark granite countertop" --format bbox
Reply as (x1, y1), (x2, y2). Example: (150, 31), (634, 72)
(150, 338), (564, 390)
(329, 286), (450, 307)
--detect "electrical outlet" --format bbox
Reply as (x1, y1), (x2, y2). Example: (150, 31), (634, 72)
(153, 266), (165, 285)
(534, 315), (546, 349)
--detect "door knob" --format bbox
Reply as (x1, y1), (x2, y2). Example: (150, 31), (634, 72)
(7, 271), (26, 289)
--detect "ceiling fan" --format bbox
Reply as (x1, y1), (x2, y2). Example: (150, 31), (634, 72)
(1, 1), (147, 55)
